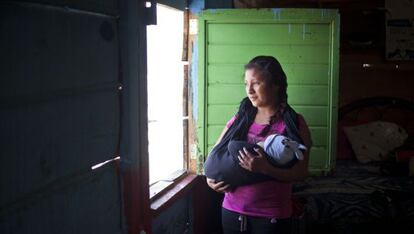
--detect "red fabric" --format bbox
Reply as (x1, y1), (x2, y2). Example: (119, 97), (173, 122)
(396, 150), (414, 162)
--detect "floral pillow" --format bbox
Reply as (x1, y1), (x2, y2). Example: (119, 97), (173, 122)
(343, 121), (408, 163)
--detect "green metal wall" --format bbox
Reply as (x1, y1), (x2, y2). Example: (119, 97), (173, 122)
(197, 9), (340, 175)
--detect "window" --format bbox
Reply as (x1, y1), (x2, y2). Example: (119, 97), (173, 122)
(147, 4), (185, 185)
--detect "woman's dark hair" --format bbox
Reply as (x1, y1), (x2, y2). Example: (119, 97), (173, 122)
(244, 55), (288, 104)
(210, 56), (303, 155)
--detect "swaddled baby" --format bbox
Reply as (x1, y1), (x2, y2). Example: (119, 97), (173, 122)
(228, 134), (307, 168)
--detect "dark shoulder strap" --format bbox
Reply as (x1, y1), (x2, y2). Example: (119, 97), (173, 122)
(283, 104), (304, 144)
(210, 97), (256, 154)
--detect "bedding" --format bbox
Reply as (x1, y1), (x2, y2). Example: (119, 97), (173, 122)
(292, 160), (414, 233)
(291, 97), (414, 234)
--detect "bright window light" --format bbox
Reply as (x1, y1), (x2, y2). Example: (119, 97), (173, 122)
(147, 4), (184, 185)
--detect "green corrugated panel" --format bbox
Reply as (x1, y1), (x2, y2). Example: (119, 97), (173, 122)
(197, 8), (340, 175)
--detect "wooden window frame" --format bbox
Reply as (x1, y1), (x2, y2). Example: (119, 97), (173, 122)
(147, 6), (196, 217)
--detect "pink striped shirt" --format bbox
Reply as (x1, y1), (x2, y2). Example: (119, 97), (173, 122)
(222, 114), (308, 218)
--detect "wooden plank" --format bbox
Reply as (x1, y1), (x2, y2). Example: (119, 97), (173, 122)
(197, 18), (207, 157)
(1, 91), (119, 207)
(118, 0), (152, 232)
(288, 85), (329, 106)
(291, 106), (328, 127)
(208, 23), (330, 45)
(192, 175), (223, 234)
(206, 105), (330, 126)
(208, 126), (226, 145)
(328, 11), (341, 173)
(199, 8), (338, 23)
(1, 0), (119, 16)
(207, 64), (245, 84)
(152, 194), (191, 234)
(207, 144), (215, 156)
(0, 2), (136, 234)
(0, 164), (122, 234)
(309, 127), (328, 147)
(1, 3), (119, 101)
(0, 0), (121, 216)
(208, 44), (330, 65)
(207, 84), (245, 104)
(208, 64), (329, 85)
(150, 174), (198, 216)
(285, 64), (329, 85)
(207, 84), (329, 106)
(207, 105), (238, 125)
(308, 147), (329, 168)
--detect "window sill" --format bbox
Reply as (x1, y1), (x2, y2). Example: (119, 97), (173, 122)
(150, 169), (188, 200)
(150, 172), (199, 217)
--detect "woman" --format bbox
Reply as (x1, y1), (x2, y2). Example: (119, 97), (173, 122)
(206, 55), (312, 234)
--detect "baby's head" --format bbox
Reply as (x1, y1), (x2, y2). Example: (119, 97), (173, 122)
(263, 134), (307, 166)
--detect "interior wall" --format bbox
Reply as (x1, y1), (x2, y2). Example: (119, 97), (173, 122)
(338, 1), (414, 105)
(190, 0), (414, 107)
(0, 1), (124, 233)
(152, 194), (193, 234)
(340, 52), (414, 106)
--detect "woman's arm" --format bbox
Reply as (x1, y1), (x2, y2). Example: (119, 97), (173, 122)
(238, 115), (313, 182)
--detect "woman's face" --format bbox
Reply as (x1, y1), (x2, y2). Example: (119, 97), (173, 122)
(244, 68), (278, 108)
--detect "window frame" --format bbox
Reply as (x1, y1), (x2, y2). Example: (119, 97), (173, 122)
(145, 4), (195, 216)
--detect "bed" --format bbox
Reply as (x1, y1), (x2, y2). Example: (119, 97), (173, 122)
(292, 97), (414, 234)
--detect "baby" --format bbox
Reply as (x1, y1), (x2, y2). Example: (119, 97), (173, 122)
(228, 134), (307, 168)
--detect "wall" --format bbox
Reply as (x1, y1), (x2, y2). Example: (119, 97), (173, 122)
(190, 0), (414, 107)
(0, 1), (124, 233)
(152, 194), (193, 234)
(340, 51), (414, 106)
(151, 176), (223, 234)
(338, 0), (414, 105)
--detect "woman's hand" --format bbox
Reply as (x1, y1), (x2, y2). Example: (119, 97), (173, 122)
(206, 178), (231, 193)
(238, 147), (270, 173)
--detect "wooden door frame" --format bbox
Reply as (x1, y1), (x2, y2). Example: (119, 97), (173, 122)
(119, 0), (154, 233)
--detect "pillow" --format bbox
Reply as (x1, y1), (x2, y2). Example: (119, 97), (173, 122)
(337, 119), (369, 160)
(343, 121), (408, 163)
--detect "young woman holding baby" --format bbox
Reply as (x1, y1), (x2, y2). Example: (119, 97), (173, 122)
(206, 55), (313, 234)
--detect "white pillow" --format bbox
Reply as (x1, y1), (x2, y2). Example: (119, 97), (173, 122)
(343, 121), (408, 163)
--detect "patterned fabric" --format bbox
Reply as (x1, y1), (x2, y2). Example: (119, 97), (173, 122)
(292, 160), (414, 232)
